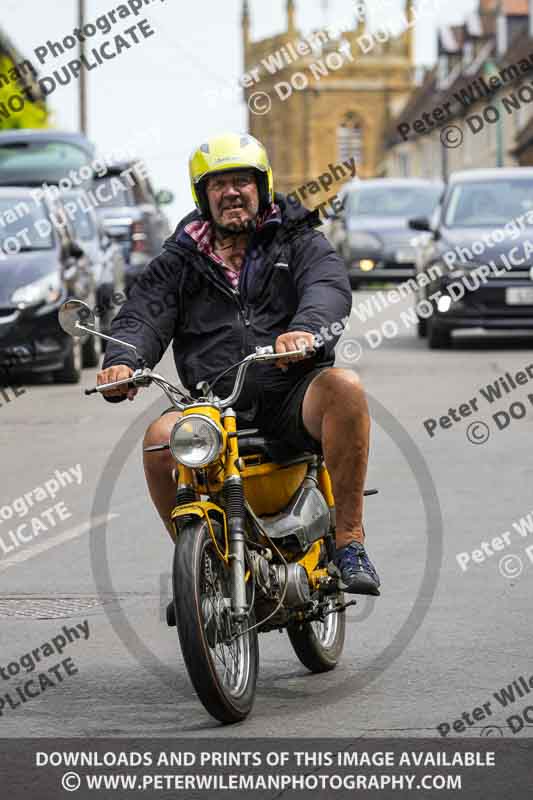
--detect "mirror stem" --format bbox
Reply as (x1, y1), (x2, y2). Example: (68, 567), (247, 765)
(74, 322), (138, 352)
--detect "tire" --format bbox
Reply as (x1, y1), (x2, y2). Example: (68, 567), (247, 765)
(82, 331), (102, 368)
(417, 316), (427, 338)
(287, 594), (346, 673)
(428, 319), (452, 349)
(173, 519), (259, 724)
(53, 340), (82, 384)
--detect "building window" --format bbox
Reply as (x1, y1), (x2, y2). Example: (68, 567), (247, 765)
(338, 112), (363, 166)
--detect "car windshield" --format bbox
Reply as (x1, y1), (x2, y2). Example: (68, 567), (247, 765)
(94, 176), (134, 208)
(444, 180), (533, 227)
(63, 195), (96, 241)
(0, 198), (54, 250)
(344, 186), (442, 218)
(0, 141), (90, 186)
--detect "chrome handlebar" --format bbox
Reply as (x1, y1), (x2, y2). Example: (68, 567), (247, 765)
(86, 346), (309, 410)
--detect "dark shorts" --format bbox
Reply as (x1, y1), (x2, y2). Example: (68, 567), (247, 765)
(161, 366), (328, 454)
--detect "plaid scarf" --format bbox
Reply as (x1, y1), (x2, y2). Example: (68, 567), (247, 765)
(184, 203), (281, 289)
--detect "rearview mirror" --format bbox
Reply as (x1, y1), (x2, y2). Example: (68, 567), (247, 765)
(408, 216), (432, 232)
(156, 189), (174, 206)
(58, 299), (95, 338)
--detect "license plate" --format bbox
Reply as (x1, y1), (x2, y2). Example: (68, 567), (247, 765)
(395, 247), (415, 263)
(506, 287), (533, 305)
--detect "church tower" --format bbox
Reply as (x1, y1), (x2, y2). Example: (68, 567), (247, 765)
(241, 0), (416, 204)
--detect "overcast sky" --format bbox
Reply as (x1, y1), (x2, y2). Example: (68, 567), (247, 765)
(3, 0), (477, 222)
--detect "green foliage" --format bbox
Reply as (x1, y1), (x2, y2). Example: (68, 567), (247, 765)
(0, 54), (49, 130)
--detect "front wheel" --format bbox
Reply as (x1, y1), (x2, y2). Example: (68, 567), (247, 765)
(287, 595), (346, 672)
(173, 519), (259, 724)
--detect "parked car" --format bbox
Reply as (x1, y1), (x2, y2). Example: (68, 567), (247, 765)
(93, 159), (173, 288)
(0, 130), (94, 188)
(409, 167), (533, 349)
(62, 190), (127, 346)
(0, 187), (96, 383)
(330, 178), (443, 288)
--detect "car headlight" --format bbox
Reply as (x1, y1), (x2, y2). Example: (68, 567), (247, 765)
(169, 415), (223, 468)
(11, 272), (62, 307)
(347, 232), (382, 251)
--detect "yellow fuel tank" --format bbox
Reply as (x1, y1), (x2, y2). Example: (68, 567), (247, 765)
(241, 460), (307, 516)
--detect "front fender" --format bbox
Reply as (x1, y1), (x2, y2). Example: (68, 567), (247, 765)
(171, 501), (228, 563)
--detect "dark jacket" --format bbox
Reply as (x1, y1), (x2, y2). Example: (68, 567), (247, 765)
(102, 193), (352, 409)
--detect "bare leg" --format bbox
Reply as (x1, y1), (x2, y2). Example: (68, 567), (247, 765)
(143, 411), (182, 539)
(302, 368), (370, 549)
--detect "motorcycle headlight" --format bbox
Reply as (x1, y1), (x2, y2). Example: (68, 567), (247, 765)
(347, 231), (382, 251)
(169, 414), (223, 468)
(11, 271), (62, 307)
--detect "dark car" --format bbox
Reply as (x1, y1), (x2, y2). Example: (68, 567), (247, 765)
(409, 167), (533, 349)
(93, 159), (173, 288)
(62, 190), (127, 346)
(0, 187), (96, 382)
(0, 130), (94, 188)
(331, 178), (443, 288)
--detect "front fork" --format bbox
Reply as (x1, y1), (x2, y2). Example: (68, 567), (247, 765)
(224, 475), (248, 621)
(223, 410), (248, 621)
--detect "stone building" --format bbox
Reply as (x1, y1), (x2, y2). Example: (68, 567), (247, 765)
(384, 0), (533, 178)
(241, 0), (417, 206)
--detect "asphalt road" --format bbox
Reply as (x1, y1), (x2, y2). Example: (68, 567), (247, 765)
(1, 289), (533, 739)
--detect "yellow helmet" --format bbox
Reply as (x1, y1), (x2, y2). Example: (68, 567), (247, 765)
(189, 132), (274, 218)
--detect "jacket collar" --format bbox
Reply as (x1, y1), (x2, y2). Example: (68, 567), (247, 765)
(163, 192), (320, 257)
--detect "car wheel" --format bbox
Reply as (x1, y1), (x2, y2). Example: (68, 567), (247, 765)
(82, 330), (102, 368)
(428, 319), (452, 349)
(417, 315), (428, 338)
(53, 340), (82, 384)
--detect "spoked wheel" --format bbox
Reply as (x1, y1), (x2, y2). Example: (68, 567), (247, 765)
(288, 593), (346, 673)
(173, 519), (258, 724)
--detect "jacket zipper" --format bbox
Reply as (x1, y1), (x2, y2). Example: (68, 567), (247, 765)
(168, 242), (252, 355)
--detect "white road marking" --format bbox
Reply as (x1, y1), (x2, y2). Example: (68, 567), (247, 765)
(0, 513), (119, 572)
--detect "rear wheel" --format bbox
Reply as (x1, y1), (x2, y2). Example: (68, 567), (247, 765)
(82, 331), (102, 368)
(428, 319), (452, 349)
(288, 594), (346, 673)
(53, 340), (82, 384)
(173, 520), (259, 724)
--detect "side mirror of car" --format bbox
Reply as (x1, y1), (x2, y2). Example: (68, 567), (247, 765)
(66, 240), (85, 259)
(408, 216), (432, 232)
(156, 189), (174, 206)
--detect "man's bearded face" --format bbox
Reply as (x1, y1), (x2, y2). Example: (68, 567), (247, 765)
(205, 169), (260, 233)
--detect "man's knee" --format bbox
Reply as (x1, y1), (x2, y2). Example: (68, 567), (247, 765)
(312, 367), (365, 402)
(143, 412), (182, 449)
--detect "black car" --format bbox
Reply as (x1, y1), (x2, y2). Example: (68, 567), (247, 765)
(93, 159), (173, 288)
(330, 178), (443, 288)
(0, 187), (97, 382)
(409, 167), (533, 349)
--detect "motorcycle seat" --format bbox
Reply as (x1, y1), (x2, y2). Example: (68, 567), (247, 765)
(237, 433), (319, 464)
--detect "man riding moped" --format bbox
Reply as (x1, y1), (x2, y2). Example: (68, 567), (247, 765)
(97, 132), (381, 597)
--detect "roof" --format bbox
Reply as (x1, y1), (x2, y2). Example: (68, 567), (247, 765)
(343, 177), (444, 189)
(449, 167), (533, 181)
(0, 130), (95, 156)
